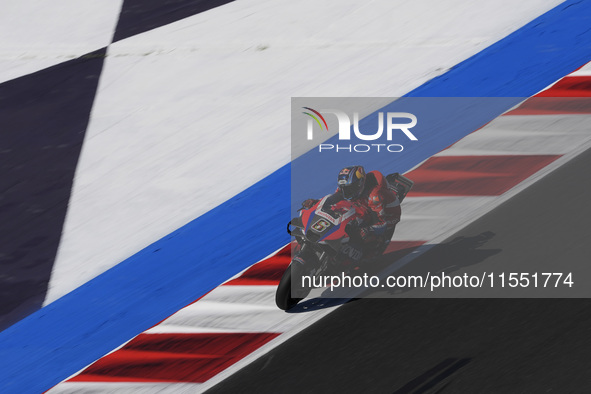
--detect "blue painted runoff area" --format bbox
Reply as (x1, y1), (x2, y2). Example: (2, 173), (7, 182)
(1, 0), (591, 392)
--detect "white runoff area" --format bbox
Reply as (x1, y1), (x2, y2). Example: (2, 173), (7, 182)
(45, 0), (564, 304)
(0, 0), (123, 83)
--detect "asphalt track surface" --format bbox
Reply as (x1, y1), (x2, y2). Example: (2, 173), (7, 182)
(208, 147), (591, 393)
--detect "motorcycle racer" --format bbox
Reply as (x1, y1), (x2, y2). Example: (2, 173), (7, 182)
(280, 167), (410, 308)
(301, 165), (401, 261)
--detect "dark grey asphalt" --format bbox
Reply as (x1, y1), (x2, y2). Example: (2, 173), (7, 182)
(207, 147), (591, 393)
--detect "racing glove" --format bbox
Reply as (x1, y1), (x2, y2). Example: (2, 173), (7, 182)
(359, 226), (371, 240)
(301, 198), (319, 210)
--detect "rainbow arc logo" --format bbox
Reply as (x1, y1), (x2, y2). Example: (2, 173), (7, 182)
(302, 107), (328, 139)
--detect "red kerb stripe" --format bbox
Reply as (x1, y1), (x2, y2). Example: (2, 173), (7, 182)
(69, 332), (280, 383)
(507, 76), (591, 115)
(406, 155), (560, 196)
(225, 244), (292, 285)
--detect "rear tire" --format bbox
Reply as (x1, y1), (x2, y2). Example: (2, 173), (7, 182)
(275, 263), (309, 310)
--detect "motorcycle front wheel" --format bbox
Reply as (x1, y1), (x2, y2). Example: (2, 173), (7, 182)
(275, 262), (310, 310)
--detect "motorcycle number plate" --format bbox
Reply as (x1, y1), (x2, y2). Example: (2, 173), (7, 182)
(311, 219), (331, 233)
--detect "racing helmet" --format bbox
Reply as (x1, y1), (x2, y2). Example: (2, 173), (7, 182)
(337, 166), (366, 200)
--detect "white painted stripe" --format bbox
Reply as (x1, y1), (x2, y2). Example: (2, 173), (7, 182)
(153, 286), (306, 333)
(569, 62), (591, 76)
(145, 325), (244, 334)
(49, 382), (203, 394)
(396, 196), (496, 241)
(436, 115), (591, 156)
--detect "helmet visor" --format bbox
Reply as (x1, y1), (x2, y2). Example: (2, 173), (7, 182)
(340, 181), (363, 200)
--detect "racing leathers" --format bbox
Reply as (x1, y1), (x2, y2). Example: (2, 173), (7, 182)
(301, 170), (401, 262)
(359, 170), (401, 243)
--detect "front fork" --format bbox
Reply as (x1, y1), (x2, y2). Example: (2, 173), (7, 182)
(292, 243), (321, 272)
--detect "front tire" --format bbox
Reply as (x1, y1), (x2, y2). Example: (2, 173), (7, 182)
(275, 263), (310, 310)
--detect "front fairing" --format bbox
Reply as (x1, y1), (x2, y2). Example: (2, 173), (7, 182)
(299, 195), (358, 244)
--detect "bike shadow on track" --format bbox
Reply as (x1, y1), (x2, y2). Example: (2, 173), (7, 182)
(365, 230), (502, 297)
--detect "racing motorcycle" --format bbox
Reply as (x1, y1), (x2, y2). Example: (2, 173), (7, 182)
(275, 173), (413, 310)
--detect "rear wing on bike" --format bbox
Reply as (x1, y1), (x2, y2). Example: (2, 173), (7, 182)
(386, 173), (414, 202)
